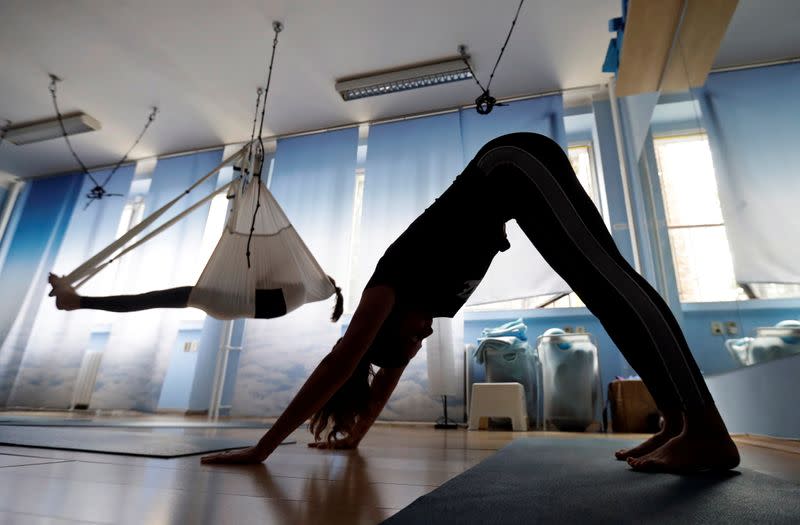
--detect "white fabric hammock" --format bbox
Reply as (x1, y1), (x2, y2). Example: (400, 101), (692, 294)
(62, 142), (336, 320)
(189, 168), (335, 319)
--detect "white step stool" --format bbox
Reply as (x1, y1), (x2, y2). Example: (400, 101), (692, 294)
(468, 382), (529, 431)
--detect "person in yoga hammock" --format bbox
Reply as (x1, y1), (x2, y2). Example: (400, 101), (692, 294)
(54, 133), (739, 473)
(48, 154), (346, 322)
(48, 274), (344, 322)
(48, 23), (345, 322)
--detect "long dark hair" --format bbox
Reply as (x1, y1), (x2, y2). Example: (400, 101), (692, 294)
(309, 339), (374, 443)
(329, 276), (344, 322)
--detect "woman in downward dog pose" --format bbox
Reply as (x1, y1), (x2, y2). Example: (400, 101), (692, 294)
(99, 133), (739, 472)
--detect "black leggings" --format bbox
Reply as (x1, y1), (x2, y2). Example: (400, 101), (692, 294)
(471, 133), (712, 412)
(80, 287), (193, 312)
(79, 286), (288, 319)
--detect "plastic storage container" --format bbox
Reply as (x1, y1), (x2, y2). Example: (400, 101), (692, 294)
(537, 328), (601, 431)
(725, 320), (800, 366)
(473, 320), (542, 429)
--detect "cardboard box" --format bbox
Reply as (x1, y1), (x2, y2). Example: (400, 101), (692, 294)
(607, 379), (660, 433)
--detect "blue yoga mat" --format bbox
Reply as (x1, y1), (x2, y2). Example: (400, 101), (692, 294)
(383, 437), (800, 524)
(0, 416), (271, 429)
(0, 426), (291, 458)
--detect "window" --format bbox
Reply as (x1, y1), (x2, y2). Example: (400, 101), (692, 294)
(345, 124), (370, 313)
(107, 193), (147, 294)
(653, 134), (744, 303)
(87, 326), (111, 353)
(115, 167), (153, 239)
(466, 144), (599, 311)
(114, 195), (146, 239)
(745, 283), (800, 300)
(346, 167), (366, 312)
(568, 144), (598, 205)
(0, 179), (23, 253)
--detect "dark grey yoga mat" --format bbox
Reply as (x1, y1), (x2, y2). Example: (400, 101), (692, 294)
(382, 437), (800, 525)
(0, 426), (274, 458)
(0, 416), (271, 429)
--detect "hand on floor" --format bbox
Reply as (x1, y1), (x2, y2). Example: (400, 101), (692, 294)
(307, 436), (359, 450)
(201, 445), (267, 465)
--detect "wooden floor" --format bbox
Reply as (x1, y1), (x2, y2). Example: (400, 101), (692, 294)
(0, 413), (798, 524)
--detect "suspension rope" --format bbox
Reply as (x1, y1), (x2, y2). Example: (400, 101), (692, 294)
(245, 87), (264, 180)
(461, 0), (526, 115)
(49, 75), (101, 187)
(256, 21), (282, 150)
(48, 74), (159, 205)
(458, 46), (485, 93)
(246, 20), (283, 268)
(249, 87), (264, 146)
(99, 106), (159, 189)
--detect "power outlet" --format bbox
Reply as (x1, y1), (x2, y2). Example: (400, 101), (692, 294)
(575, 326), (587, 334)
(725, 321), (739, 335)
(563, 326), (574, 333)
(710, 322), (724, 336)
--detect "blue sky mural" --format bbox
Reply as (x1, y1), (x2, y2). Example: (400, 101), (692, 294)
(3, 149), (223, 411)
(0, 173), (82, 406)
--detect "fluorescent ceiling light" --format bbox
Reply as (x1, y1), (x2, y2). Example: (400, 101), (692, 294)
(4, 112), (101, 145)
(335, 56), (473, 101)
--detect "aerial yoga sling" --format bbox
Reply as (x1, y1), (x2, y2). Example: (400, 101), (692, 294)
(50, 21), (344, 322)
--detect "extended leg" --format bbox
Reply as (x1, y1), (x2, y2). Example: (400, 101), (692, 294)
(49, 273), (192, 312)
(472, 133), (738, 472)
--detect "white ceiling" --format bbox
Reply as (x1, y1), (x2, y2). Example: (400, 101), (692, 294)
(1, 0), (798, 179)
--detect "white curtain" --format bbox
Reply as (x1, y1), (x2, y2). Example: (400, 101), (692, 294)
(357, 113), (465, 293)
(697, 63), (800, 285)
(359, 112), (466, 419)
(425, 312), (464, 397)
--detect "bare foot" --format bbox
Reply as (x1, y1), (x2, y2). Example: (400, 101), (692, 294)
(627, 411), (740, 473)
(615, 410), (682, 461)
(48, 273), (80, 311)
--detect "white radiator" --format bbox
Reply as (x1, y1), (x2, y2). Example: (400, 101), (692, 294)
(71, 351), (103, 410)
